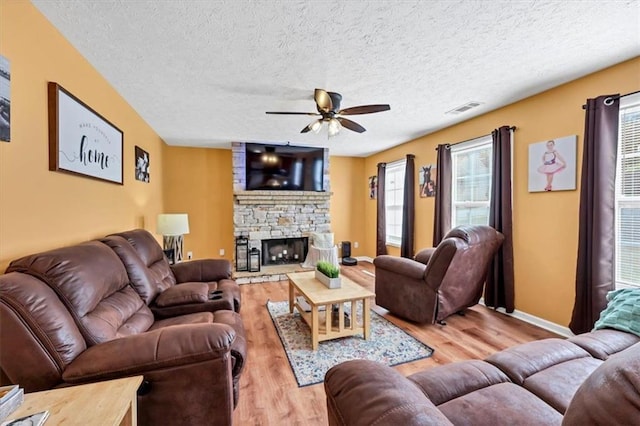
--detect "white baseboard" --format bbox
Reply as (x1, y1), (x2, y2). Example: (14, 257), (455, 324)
(479, 298), (573, 338)
(355, 256), (374, 263)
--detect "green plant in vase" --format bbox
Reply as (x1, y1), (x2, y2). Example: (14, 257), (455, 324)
(316, 261), (339, 278)
(315, 261), (341, 289)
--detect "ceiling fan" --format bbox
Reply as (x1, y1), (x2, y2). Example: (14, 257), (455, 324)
(266, 88), (390, 137)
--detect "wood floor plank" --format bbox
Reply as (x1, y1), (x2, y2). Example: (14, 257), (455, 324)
(233, 261), (559, 425)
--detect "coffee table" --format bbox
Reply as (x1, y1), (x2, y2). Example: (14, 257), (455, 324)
(287, 271), (375, 350)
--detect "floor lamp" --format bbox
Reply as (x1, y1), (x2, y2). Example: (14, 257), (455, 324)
(157, 214), (190, 263)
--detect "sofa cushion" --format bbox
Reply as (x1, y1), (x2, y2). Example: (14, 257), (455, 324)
(408, 360), (510, 405)
(522, 357), (602, 414)
(438, 382), (563, 426)
(101, 235), (161, 304)
(593, 288), (640, 337)
(7, 241), (154, 346)
(110, 229), (176, 293)
(567, 328), (640, 360)
(485, 339), (591, 385)
(155, 282), (209, 307)
(0, 272), (87, 391)
(562, 342), (640, 425)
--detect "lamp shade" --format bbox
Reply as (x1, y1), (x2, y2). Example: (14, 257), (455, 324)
(157, 214), (190, 235)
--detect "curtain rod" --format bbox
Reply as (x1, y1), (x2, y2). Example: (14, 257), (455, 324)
(581, 90), (640, 109)
(434, 126), (516, 151)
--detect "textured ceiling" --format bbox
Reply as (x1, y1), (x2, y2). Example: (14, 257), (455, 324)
(32, 0), (640, 157)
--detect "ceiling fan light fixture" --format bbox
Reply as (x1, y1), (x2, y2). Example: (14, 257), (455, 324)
(309, 119), (322, 134)
(328, 118), (341, 137)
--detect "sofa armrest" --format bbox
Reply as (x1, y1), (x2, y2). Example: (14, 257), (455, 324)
(324, 360), (453, 426)
(171, 259), (232, 283)
(414, 247), (436, 265)
(62, 323), (235, 383)
(373, 255), (426, 281)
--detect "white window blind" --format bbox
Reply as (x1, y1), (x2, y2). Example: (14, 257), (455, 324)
(451, 136), (493, 227)
(385, 160), (406, 246)
(615, 93), (640, 288)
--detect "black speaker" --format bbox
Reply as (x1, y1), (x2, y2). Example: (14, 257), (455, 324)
(341, 241), (351, 258)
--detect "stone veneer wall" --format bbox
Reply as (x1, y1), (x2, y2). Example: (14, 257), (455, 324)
(232, 142), (332, 256)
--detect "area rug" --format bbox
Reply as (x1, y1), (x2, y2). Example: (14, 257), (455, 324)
(267, 300), (434, 387)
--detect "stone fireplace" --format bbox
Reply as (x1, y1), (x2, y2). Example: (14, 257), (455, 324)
(232, 142), (331, 283)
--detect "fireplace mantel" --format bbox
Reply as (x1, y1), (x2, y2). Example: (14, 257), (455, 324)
(234, 190), (332, 205)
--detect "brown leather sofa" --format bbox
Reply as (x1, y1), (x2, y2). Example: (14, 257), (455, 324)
(324, 329), (640, 425)
(374, 225), (504, 324)
(0, 234), (246, 426)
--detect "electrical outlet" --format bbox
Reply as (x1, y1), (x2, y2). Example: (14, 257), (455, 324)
(219, 249), (225, 256)
(187, 251), (193, 260)
(354, 242), (359, 248)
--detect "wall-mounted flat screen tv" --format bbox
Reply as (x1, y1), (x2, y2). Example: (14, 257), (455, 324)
(245, 143), (325, 191)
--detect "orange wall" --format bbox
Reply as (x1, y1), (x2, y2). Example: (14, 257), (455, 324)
(162, 146), (234, 260)
(329, 156), (366, 257)
(0, 1), (166, 270)
(363, 58), (640, 326)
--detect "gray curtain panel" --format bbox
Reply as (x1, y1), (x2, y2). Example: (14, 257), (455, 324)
(569, 95), (620, 334)
(376, 162), (388, 256)
(401, 154), (416, 258)
(433, 144), (452, 246)
(485, 126), (515, 313)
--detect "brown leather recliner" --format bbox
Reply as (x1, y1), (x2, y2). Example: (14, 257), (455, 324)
(374, 225), (504, 324)
(103, 229), (241, 317)
(1, 239), (246, 426)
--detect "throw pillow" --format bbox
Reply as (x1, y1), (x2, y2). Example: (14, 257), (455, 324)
(312, 232), (334, 249)
(593, 288), (640, 337)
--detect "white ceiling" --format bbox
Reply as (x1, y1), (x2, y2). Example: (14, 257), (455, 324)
(32, 0), (640, 157)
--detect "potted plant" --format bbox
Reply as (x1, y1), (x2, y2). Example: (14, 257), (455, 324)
(315, 261), (341, 289)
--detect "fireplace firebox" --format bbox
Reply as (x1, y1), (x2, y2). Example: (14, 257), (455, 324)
(261, 237), (308, 266)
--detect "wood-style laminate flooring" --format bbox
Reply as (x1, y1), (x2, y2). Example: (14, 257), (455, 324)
(233, 261), (559, 425)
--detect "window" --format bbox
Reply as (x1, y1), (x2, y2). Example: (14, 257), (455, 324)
(385, 160), (406, 246)
(451, 136), (493, 227)
(615, 93), (640, 288)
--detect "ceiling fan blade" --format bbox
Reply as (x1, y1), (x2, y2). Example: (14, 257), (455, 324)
(338, 104), (390, 115)
(314, 88), (333, 113)
(338, 117), (366, 133)
(265, 111), (321, 116)
(301, 124), (313, 133)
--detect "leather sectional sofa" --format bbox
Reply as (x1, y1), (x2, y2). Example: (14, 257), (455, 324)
(0, 229), (245, 426)
(325, 329), (640, 425)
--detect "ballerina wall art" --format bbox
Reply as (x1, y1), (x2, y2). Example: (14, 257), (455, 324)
(528, 135), (577, 192)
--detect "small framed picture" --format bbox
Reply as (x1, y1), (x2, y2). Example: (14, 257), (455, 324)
(419, 164), (437, 198)
(135, 145), (150, 182)
(368, 175), (377, 199)
(528, 135), (577, 192)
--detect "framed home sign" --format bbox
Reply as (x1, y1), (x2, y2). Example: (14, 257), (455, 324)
(48, 82), (123, 184)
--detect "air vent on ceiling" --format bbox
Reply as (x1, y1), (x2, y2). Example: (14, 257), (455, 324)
(446, 101), (483, 115)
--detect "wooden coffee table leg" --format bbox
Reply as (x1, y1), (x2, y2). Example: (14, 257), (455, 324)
(363, 298), (371, 340)
(289, 280), (294, 313)
(311, 305), (319, 350)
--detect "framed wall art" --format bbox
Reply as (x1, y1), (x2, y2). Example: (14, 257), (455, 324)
(528, 135), (577, 192)
(419, 164), (436, 198)
(48, 82), (123, 184)
(0, 54), (10, 143)
(135, 145), (150, 182)
(368, 175), (377, 199)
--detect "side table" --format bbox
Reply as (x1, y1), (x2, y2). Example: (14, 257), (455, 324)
(4, 376), (142, 425)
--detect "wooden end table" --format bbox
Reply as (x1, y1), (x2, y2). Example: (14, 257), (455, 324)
(5, 376), (142, 425)
(287, 271), (375, 350)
